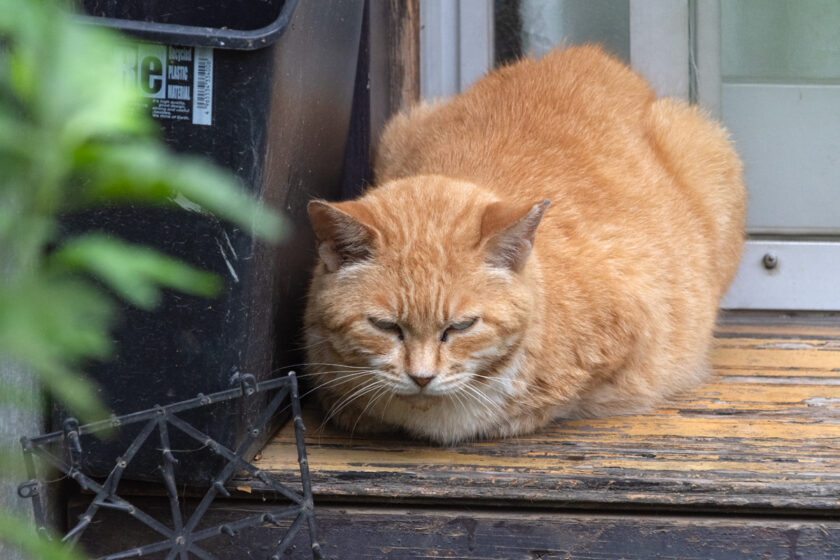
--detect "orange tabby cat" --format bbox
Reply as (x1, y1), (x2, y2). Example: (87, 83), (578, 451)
(304, 45), (745, 443)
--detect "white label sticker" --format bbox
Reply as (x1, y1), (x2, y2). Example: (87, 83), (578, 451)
(121, 44), (214, 126)
(192, 47), (214, 126)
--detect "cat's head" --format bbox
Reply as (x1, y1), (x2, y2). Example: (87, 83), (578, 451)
(305, 175), (549, 404)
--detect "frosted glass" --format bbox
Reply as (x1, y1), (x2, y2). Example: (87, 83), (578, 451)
(721, 0), (840, 81)
(722, 84), (840, 234)
(519, 0), (630, 62)
(719, 0), (840, 233)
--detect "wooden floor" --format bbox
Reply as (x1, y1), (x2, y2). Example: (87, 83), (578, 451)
(80, 316), (840, 559)
(252, 318), (840, 514)
(234, 316), (840, 558)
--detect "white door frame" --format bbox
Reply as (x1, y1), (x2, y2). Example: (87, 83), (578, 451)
(419, 0), (494, 101)
(628, 0), (689, 99)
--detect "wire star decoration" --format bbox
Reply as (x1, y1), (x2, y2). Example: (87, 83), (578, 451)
(18, 372), (322, 560)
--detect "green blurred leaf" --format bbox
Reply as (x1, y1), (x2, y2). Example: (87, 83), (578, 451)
(0, 216), (55, 284)
(51, 24), (152, 148)
(15, 347), (107, 425)
(0, 277), (111, 423)
(0, 277), (114, 363)
(24, 354), (108, 424)
(52, 234), (222, 309)
(0, 448), (27, 481)
(73, 142), (286, 241)
(0, 113), (36, 158)
(0, 511), (86, 560)
(0, 2), (44, 101)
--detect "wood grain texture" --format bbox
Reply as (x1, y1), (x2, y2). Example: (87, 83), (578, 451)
(386, 0), (420, 112)
(368, 0), (420, 152)
(75, 501), (840, 560)
(248, 321), (840, 513)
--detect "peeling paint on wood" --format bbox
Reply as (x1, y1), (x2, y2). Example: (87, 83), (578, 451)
(247, 321), (840, 513)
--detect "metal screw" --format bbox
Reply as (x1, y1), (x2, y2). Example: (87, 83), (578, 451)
(762, 253), (778, 270)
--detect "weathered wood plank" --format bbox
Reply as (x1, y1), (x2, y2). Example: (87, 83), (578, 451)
(368, 0), (420, 146)
(248, 321), (840, 512)
(74, 501), (840, 560)
(716, 318), (840, 339)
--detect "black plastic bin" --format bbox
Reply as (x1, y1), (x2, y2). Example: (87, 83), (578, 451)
(58, 0), (364, 483)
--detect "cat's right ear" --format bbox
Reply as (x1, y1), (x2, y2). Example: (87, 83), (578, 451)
(307, 200), (377, 272)
(481, 199), (551, 272)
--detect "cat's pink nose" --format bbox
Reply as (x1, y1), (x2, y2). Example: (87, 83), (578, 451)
(408, 374), (435, 388)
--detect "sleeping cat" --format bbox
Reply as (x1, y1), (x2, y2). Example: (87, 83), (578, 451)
(304, 45), (745, 443)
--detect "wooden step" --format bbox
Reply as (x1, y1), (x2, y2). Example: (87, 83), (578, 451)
(244, 318), (840, 514)
(74, 499), (840, 560)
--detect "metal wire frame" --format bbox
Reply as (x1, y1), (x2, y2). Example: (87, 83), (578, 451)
(17, 371), (323, 560)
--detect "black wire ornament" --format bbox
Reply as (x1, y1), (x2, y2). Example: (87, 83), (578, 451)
(18, 372), (322, 560)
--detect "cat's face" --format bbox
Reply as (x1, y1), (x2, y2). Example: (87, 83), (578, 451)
(305, 176), (549, 411)
(308, 243), (530, 400)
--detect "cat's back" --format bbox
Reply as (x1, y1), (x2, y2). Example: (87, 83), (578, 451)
(463, 43), (653, 132)
(375, 46), (744, 292)
(375, 45), (655, 186)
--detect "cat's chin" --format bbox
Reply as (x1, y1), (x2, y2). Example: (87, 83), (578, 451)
(393, 392), (447, 409)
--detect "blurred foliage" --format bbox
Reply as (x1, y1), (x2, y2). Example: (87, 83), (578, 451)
(0, 0), (285, 557)
(0, 513), (86, 560)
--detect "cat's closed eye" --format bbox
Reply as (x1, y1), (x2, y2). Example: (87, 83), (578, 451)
(441, 317), (478, 342)
(368, 317), (404, 340)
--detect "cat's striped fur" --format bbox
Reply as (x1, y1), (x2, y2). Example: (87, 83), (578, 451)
(303, 46), (745, 443)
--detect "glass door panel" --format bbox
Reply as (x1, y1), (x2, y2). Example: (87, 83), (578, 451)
(720, 0), (840, 234)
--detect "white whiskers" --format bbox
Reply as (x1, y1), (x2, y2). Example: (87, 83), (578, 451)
(351, 385), (391, 436)
(321, 378), (393, 432)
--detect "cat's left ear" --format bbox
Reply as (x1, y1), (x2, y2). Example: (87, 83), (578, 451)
(308, 200), (378, 272)
(481, 199), (551, 272)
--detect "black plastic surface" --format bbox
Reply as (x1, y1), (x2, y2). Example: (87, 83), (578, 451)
(61, 0), (364, 483)
(79, 0), (300, 50)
